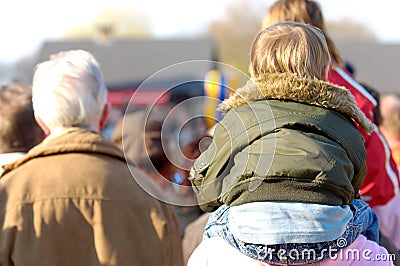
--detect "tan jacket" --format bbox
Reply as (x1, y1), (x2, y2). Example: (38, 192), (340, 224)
(0, 128), (183, 266)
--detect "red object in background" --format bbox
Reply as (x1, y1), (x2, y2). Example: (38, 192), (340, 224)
(107, 89), (171, 108)
(328, 67), (400, 208)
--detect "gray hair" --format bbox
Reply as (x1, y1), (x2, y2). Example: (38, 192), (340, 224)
(32, 50), (107, 131)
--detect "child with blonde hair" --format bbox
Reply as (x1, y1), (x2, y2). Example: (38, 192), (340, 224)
(189, 21), (386, 265)
(262, 0), (400, 251)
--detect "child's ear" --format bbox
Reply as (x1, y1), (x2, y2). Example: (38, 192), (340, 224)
(322, 65), (330, 81)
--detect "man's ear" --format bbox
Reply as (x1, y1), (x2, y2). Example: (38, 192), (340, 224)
(35, 116), (51, 136)
(99, 102), (110, 130)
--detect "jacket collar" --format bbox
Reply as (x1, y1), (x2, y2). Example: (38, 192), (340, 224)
(1, 128), (126, 176)
(218, 73), (374, 133)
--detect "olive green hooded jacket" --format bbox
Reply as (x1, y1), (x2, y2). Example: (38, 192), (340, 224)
(190, 73), (374, 212)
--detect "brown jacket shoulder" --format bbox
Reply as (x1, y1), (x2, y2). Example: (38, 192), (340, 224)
(0, 128), (183, 266)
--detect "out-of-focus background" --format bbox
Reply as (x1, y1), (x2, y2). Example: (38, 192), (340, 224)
(1, 0), (399, 100)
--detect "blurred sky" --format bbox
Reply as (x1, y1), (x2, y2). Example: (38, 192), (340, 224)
(1, 0), (399, 64)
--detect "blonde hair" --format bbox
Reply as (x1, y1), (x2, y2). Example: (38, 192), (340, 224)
(249, 21), (331, 79)
(262, 0), (344, 67)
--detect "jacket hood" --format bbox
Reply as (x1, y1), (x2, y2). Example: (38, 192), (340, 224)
(218, 73), (374, 133)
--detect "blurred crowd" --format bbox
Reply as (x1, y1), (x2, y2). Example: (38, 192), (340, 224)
(0, 0), (399, 265)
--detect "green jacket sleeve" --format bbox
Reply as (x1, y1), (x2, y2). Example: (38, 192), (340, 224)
(189, 119), (233, 212)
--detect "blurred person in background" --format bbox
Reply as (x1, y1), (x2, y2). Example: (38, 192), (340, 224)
(262, 0), (400, 251)
(380, 94), (400, 170)
(0, 84), (43, 174)
(358, 84), (400, 260)
(0, 50), (183, 266)
(112, 109), (205, 235)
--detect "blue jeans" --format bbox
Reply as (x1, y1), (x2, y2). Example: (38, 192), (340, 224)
(204, 199), (379, 265)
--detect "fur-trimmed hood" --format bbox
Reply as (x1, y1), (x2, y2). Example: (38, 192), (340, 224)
(218, 73), (374, 133)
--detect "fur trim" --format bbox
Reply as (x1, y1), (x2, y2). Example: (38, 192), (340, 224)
(218, 73), (374, 133)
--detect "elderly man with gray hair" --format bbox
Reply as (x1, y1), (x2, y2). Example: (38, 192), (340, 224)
(0, 50), (183, 266)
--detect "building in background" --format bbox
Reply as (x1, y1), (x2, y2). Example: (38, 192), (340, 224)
(337, 42), (400, 94)
(37, 38), (217, 109)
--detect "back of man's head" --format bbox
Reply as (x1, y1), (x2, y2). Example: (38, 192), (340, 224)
(32, 50), (108, 132)
(0, 84), (43, 153)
